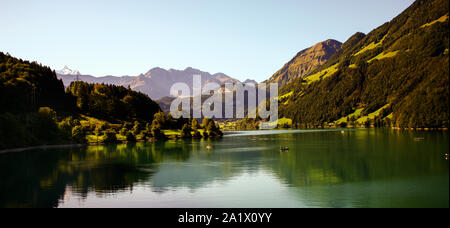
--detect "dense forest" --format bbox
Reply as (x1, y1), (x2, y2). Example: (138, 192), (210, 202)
(67, 81), (161, 122)
(0, 52), (74, 149)
(0, 53), (222, 150)
(278, 0), (449, 129)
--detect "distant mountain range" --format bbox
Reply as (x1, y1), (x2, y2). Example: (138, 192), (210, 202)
(57, 67), (252, 100)
(56, 38), (342, 101)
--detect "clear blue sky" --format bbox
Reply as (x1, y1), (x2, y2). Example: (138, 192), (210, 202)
(1, 0), (415, 82)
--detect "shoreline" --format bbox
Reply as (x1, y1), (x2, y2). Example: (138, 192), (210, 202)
(223, 127), (449, 131)
(0, 144), (87, 155)
(1, 127), (448, 154)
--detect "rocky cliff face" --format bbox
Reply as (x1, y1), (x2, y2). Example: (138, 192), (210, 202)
(267, 39), (342, 86)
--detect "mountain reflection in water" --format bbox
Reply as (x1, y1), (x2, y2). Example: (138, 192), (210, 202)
(0, 129), (448, 208)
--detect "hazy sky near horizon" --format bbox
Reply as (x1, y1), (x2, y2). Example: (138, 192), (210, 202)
(1, 0), (415, 82)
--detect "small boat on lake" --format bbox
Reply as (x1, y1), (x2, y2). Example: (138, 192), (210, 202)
(280, 146), (289, 152)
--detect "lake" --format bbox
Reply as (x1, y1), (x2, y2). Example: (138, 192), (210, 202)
(0, 129), (448, 208)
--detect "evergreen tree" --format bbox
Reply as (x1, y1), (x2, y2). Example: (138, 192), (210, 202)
(103, 130), (118, 144)
(126, 131), (137, 142)
(72, 126), (87, 144)
(191, 118), (199, 131)
(151, 119), (166, 140)
(180, 123), (192, 138)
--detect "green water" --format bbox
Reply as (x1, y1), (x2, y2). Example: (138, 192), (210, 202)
(0, 129), (448, 208)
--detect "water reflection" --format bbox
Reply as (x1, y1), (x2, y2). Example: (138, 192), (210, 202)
(0, 141), (193, 208)
(0, 129), (448, 208)
(268, 130), (449, 186)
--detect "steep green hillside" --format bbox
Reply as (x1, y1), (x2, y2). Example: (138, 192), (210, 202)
(67, 81), (161, 122)
(279, 0), (449, 129)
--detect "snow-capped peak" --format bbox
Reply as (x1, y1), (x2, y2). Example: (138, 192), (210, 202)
(56, 66), (81, 75)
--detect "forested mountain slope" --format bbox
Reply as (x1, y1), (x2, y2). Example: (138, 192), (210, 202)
(278, 0), (449, 129)
(0, 52), (74, 114)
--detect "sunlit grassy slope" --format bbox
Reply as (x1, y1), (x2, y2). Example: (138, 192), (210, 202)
(421, 14), (449, 28)
(279, 91), (294, 100)
(353, 35), (387, 56)
(335, 105), (391, 125)
(335, 108), (364, 124)
(266, 117), (293, 128)
(368, 51), (399, 63)
(305, 64), (339, 84)
(356, 105), (390, 123)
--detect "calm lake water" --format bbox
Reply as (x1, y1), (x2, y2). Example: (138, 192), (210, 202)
(0, 129), (448, 208)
